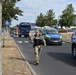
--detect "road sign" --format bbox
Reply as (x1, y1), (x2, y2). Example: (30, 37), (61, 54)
(5, 20), (11, 27)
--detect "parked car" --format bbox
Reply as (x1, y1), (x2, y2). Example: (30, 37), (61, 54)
(40, 28), (62, 45)
(71, 28), (76, 32)
(29, 28), (36, 36)
(71, 31), (76, 58)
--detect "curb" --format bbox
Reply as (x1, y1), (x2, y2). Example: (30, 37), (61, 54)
(10, 35), (37, 75)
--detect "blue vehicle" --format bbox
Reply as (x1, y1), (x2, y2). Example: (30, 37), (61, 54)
(18, 22), (31, 37)
(40, 28), (62, 45)
(71, 31), (76, 57)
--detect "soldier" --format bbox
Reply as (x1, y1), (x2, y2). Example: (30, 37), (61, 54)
(29, 30), (46, 65)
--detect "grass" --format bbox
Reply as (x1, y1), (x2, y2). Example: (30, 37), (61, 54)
(61, 32), (73, 42)
(2, 33), (32, 75)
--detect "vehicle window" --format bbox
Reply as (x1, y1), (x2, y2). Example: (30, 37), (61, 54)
(71, 28), (76, 32)
(21, 25), (31, 29)
(46, 29), (58, 34)
(75, 32), (76, 36)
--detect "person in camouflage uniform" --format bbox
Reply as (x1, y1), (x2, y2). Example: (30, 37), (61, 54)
(29, 30), (46, 65)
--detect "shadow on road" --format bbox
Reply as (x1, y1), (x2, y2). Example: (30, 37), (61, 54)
(47, 52), (76, 67)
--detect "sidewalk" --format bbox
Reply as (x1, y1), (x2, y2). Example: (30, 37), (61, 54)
(2, 33), (32, 75)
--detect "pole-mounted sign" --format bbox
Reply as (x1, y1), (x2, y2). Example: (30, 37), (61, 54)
(5, 20), (11, 27)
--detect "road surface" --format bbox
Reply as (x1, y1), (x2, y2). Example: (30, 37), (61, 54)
(12, 35), (76, 75)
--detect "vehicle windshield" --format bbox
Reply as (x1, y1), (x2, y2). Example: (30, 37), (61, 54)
(46, 29), (58, 34)
(71, 28), (76, 32)
(31, 28), (36, 31)
(21, 25), (31, 29)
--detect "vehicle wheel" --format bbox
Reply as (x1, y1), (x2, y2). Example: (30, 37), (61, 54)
(24, 35), (27, 37)
(72, 45), (76, 58)
(59, 43), (62, 45)
(19, 35), (21, 37)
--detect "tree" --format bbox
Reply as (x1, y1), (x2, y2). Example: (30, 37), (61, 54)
(36, 9), (57, 27)
(46, 9), (56, 26)
(59, 4), (76, 28)
(36, 13), (45, 27)
(2, 0), (23, 27)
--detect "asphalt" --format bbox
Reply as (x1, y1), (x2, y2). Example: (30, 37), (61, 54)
(12, 35), (76, 75)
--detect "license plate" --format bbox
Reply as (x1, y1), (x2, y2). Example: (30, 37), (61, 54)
(54, 41), (58, 42)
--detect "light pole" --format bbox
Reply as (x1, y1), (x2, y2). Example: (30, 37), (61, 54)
(0, 2), (2, 35)
(35, 12), (36, 23)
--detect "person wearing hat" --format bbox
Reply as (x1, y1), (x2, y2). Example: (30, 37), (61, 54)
(29, 30), (46, 65)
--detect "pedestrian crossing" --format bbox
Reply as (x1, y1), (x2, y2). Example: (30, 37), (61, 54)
(17, 40), (66, 44)
(17, 41), (23, 43)
(17, 40), (30, 44)
(11, 34), (70, 44)
(12, 34), (69, 44)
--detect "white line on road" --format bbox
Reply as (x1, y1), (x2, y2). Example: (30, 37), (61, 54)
(12, 39), (37, 75)
(17, 41), (22, 43)
(25, 41), (29, 43)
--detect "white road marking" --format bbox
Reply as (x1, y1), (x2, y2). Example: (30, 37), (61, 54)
(17, 41), (22, 43)
(25, 41), (29, 43)
(62, 42), (65, 43)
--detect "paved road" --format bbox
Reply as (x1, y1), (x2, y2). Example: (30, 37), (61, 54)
(12, 35), (76, 75)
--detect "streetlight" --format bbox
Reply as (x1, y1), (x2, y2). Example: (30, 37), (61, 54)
(35, 12), (36, 23)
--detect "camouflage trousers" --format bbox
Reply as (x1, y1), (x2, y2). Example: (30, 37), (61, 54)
(34, 45), (42, 63)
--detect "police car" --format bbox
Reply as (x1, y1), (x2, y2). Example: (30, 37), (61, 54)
(71, 31), (76, 58)
(40, 27), (62, 45)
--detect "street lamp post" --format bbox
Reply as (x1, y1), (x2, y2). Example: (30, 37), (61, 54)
(35, 12), (36, 23)
(0, 2), (2, 35)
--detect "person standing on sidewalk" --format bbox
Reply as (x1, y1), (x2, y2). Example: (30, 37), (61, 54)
(29, 30), (46, 65)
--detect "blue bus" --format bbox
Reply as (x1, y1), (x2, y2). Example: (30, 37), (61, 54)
(18, 22), (31, 37)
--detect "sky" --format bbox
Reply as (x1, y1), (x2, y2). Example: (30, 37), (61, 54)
(11, 0), (76, 27)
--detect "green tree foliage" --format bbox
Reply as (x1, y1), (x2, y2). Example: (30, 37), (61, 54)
(36, 9), (57, 27)
(46, 9), (56, 26)
(2, 0), (23, 27)
(36, 13), (45, 27)
(59, 4), (76, 28)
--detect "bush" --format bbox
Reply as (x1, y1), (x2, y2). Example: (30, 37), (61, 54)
(58, 29), (67, 33)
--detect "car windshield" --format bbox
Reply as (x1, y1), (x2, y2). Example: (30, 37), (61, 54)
(46, 29), (58, 34)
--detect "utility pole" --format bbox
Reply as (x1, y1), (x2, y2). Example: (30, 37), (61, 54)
(0, 1), (2, 75)
(35, 12), (36, 23)
(0, 1), (2, 35)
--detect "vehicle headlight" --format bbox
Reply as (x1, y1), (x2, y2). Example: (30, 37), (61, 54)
(60, 35), (62, 39)
(46, 35), (50, 38)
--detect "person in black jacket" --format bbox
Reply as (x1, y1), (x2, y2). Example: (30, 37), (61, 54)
(29, 30), (46, 65)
